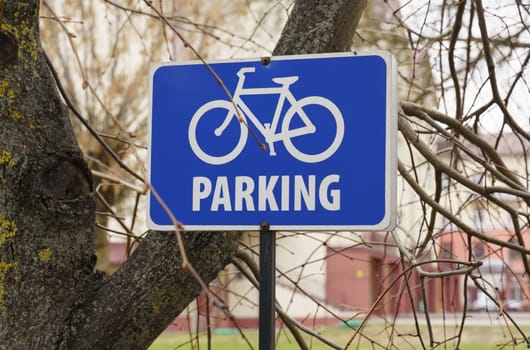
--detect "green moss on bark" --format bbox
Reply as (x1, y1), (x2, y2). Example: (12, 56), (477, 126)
(0, 213), (17, 246)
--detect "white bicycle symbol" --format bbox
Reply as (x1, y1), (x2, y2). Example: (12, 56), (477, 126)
(188, 66), (344, 165)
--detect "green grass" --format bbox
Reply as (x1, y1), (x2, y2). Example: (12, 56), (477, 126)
(149, 324), (530, 350)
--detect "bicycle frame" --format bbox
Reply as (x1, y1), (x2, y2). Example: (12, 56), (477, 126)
(215, 67), (316, 156)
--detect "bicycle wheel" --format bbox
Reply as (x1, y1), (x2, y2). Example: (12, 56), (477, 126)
(188, 100), (248, 165)
(281, 96), (344, 163)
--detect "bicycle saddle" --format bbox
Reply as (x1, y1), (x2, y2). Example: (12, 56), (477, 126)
(272, 76), (299, 85)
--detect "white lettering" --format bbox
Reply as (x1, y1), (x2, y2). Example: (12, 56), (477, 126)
(211, 176), (231, 211)
(191, 175), (341, 212)
(192, 176), (211, 211)
(294, 175), (315, 211)
(281, 175), (289, 211)
(258, 176), (279, 211)
(320, 174), (341, 211)
(235, 176), (255, 211)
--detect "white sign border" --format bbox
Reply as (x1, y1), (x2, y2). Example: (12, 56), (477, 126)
(147, 51), (397, 232)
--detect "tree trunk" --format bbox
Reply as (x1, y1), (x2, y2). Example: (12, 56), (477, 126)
(0, 0), (366, 348)
(274, 0), (366, 55)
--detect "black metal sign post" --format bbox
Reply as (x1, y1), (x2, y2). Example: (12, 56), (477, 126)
(259, 222), (276, 350)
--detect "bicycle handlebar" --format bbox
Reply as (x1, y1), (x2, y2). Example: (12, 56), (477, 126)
(237, 67), (256, 77)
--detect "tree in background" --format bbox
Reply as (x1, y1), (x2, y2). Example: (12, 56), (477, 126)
(0, 0), (363, 348)
(39, 1), (281, 273)
(1, 0), (530, 349)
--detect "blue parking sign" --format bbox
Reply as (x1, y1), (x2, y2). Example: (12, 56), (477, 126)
(148, 52), (397, 231)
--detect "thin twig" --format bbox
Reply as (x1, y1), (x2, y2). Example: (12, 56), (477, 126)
(92, 170), (145, 193)
(447, 0), (466, 119)
(44, 50), (144, 182)
(474, 0), (530, 141)
(142, 0), (267, 153)
(233, 248), (338, 350)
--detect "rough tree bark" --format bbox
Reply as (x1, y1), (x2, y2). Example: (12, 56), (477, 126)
(274, 0), (366, 55)
(0, 0), (366, 349)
